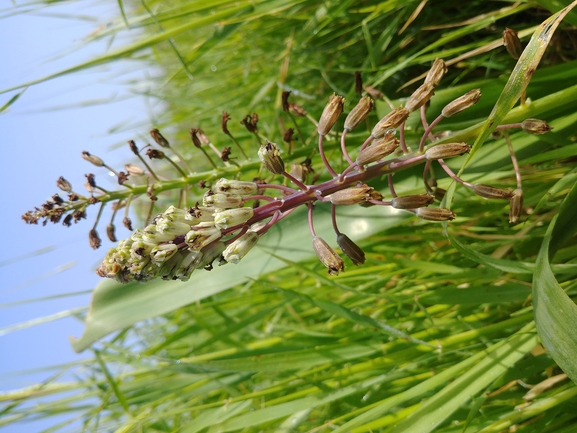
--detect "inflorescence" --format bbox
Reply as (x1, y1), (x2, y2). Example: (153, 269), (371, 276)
(23, 52), (552, 284)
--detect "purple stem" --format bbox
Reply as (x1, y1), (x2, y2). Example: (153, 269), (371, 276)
(437, 159), (473, 188)
(318, 134), (338, 178)
(418, 114), (444, 153)
(341, 129), (355, 166)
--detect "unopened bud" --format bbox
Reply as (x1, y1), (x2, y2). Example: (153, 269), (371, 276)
(223, 231), (259, 264)
(89, 229), (102, 249)
(203, 191), (243, 209)
(473, 184), (513, 200)
(415, 207), (456, 221)
(318, 94), (345, 135)
(363, 85), (383, 100)
(150, 243), (179, 264)
(336, 233), (365, 265)
(441, 89), (481, 118)
(312, 236), (344, 276)
(82, 151), (104, 167)
(146, 149), (165, 160)
(125, 163), (145, 176)
(150, 128), (170, 148)
(106, 224), (117, 242)
(214, 208), (254, 229)
(424, 58), (447, 87)
(424, 143), (470, 160)
(356, 134), (399, 166)
(405, 83), (435, 113)
(344, 96), (374, 131)
(509, 188), (523, 224)
(392, 194), (435, 209)
(521, 119), (552, 135)
(128, 140), (139, 155)
(185, 224), (222, 250)
(123, 216), (133, 231)
(190, 128), (203, 148)
(371, 107), (410, 138)
(503, 28), (522, 59)
(281, 91), (291, 113)
(214, 178), (258, 197)
(56, 176), (72, 192)
(328, 185), (373, 205)
(289, 103), (307, 117)
(197, 241), (226, 270)
(258, 142), (285, 175)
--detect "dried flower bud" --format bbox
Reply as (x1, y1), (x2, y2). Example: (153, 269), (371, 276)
(509, 188), (523, 224)
(289, 102), (307, 117)
(521, 119), (553, 135)
(424, 143), (470, 160)
(240, 113), (259, 133)
(117, 172), (129, 185)
(312, 236), (344, 276)
(150, 129), (170, 148)
(82, 151), (104, 167)
(473, 184), (513, 200)
(328, 184), (373, 205)
(106, 224), (117, 242)
(415, 207), (456, 221)
(125, 163), (145, 176)
(405, 83), (435, 113)
(344, 96), (374, 131)
(363, 85), (383, 100)
(424, 58), (447, 87)
(258, 142), (285, 175)
(146, 149), (165, 160)
(356, 134), (399, 166)
(441, 89), (481, 118)
(185, 224), (222, 250)
(221, 147), (232, 162)
(222, 111), (231, 135)
(63, 214), (73, 227)
(391, 194), (435, 209)
(203, 191), (243, 209)
(503, 28), (522, 59)
(336, 233), (365, 265)
(371, 107), (410, 138)
(128, 140), (139, 155)
(283, 128), (295, 143)
(214, 208), (254, 229)
(56, 176), (72, 192)
(214, 178), (258, 196)
(317, 93), (345, 136)
(89, 229), (102, 249)
(355, 71), (363, 95)
(223, 231), (259, 264)
(123, 216), (133, 231)
(190, 128), (203, 148)
(281, 91), (291, 113)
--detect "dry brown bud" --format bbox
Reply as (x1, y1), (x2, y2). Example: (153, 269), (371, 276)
(222, 111), (231, 135)
(415, 207), (456, 221)
(150, 129), (170, 148)
(392, 194), (435, 209)
(240, 113), (259, 133)
(356, 134), (399, 166)
(125, 163), (145, 176)
(123, 216), (133, 231)
(85, 173), (97, 188)
(509, 188), (524, 224)
(89, 229), (102, 249)
(283, 128), (295, 143)
(82, 151), (104, 167)
(117, 172), (129, 185)
(281, 91), (291, 113)
(424, 58), (447, 87)
(146, 149), (165, 160)
(371, 107), (410, 138)
(106, 224), (117, 242)
(56, 176), (72, 192)
(128, 140), (139, 155)
(344, 96), (374, 131)
(289, 102), (307, 117)
(503, 28), (522, 59)
(354, 71), (363, 95)
(318, 93), (345, 136)
(328, 184), (373, 205)
(521, 119), (553, 135)
(63, 214), (73, 227)
(221, 147), (232, 162)
(258, 142), (285, 175)
(473, 184), (513, 200)
(190, 128), (202, 148)
(405, 83), (435, 113)
(363, 85), (383, 100)
(312, 236), (344, 276)
(424, 143), (470, 160)
(442, 89), (481, 118)
(337, 233), (365, 265)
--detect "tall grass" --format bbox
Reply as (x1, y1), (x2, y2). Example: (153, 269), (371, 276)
(2, 0), (577, 431)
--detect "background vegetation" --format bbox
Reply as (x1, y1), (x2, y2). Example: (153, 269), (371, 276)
(2, 0), (577, 431)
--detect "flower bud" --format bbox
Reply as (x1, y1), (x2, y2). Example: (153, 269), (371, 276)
(56, 176), (72, 192)
(214, 208), (254, 229)
(405, 83), (435, 113)
(521, 119), (553, 135)
(176, 250), (203, 281)
(363, 85), (383, 100)
(156, 218), (192, 236)
(185, 224), (222, 250)
(473, 184), (513, 200)
(150, 128), (170, 148)
(318, 94), (345, 135)
(125, 163), (145, 176)
(415, 207), (456, 221)
(371, 107), (410, 138)
(344, 96), (374, 131)
(89, 229), (102, 249)
(158, 252), (184, 280)
(146, 149), (165, 160)
(441, 89), (481, 118)
(106, 223), (117, 242)
(509, 188), (523, 224)
(142, 224), (177, 243)
(190, 128), (203, 148)
(424, 58), (447, 87)
(391, 194), (435, 209)
(197, 241), (226, 269)
(188, 204), (217, 223)
(503, 28), (522, 59)
(424, 143), (470, 160)
(150, 243), (179, 264)
(214, 178), (258, 197)
(258, 142), (285, 175)
(356, 134), (399, 166)
(203, 191), (243, 209)
(82, 151), (104, 167)
(336, 233), (365, 265)
(328, 185), (373, 205)
(223, 231), (259, 264)
(312, 236), (344, 276)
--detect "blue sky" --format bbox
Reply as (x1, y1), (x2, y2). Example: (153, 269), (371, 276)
(0, 2), (153, 430)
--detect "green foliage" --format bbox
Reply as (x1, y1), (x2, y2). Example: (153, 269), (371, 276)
(3, 0), (577, 431)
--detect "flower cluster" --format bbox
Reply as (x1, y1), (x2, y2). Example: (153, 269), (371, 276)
(23, 46), (553, 282)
